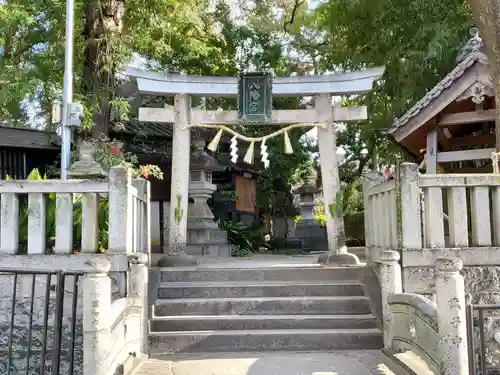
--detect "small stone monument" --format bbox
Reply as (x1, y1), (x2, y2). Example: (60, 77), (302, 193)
(292, 168), (328, 251)
(68, 140), (107, 179)
(186, 135), (234, 257)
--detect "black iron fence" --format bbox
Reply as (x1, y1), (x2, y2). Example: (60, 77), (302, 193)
(0, 269), (83, 375)
(467, 304), (500, 375)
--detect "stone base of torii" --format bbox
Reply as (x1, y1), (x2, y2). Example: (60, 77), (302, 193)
(124, 67), (384, 266)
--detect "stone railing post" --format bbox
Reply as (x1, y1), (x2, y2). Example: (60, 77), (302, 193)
(362, 171), (384, 265)
(435, 258), (469, 375)
(397, 162), (422, 250)
(129, 253), (149, 355)
(108, 166), (133, 254)
(379, 250), (402, 349)
(132, 178), (152, 260)
(82, 259), (112, 375)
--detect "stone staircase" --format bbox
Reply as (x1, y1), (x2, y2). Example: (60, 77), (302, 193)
(148, 264), (383, 355)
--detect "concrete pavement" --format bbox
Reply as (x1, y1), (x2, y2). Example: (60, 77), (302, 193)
(134, 351), (408, 375)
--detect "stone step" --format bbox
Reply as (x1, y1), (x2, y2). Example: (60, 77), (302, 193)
(150, 313), (379, 331)
(157, 280), (365, 299)
(152, 296), (372, 316)
(185, 244), (234, 258)
(348, 247), (366, 260)
(148, 328), (383, 354)
(160, 266), (368, 283)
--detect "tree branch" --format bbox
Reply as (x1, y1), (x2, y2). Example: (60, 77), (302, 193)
(283, 0), (305, 32)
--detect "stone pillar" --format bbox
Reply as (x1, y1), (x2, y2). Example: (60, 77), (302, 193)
(315, 94), (358, 265)
(378, 250), (402, 349)
(316, 94), (345, 255)
(168, 94), (191, 255)
(132, 178), (152, 262)
(157, 95), (198, 267)
(435, 257), (469, 375)
(397, 163), (423, 292)
(108, 166), (133, 254)
(82, 258), (112, 375)
(397, 163), (422, 249)
(362, 171), (384, 265)
(129, 253), (149, 355)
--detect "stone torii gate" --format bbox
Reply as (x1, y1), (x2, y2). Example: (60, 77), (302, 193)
(125, 67), (384, 264)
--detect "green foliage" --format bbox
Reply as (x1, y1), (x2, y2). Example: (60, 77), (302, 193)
(255, 133), (313, 218)
(174, 194), (184, 224)
(9, 168), (109, 253)
(0, 0), (479, 223)
(315, 180), (364, 225)
(0, 0), (236, 128)
(81, 135), (164, 180)
(217, 220), (256, 257)
(217, 219), (273, 257)
(314, 0), (473, 166)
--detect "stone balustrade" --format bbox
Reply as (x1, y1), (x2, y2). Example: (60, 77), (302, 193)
(0, 167), (150, 375)
(378, 254), (469, 374)
(363, 163), (500, 295)
(0, 166), (150, 256)
(83, 255), (148, 375)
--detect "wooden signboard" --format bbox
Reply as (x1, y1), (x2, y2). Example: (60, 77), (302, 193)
(235, 175), (256, 213)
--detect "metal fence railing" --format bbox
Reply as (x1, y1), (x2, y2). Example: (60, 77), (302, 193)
(0, 269), (83, 375)
(467, 304), (500, 375)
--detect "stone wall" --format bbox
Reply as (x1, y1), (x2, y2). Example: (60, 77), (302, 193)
(0, 274), (84, 375)
(404, 265), (500, 304)
(0, 270), (127, 375)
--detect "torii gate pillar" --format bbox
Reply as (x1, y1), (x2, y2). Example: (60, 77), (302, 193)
(316, 95), (347, 253)
(169, 94), (191, 256)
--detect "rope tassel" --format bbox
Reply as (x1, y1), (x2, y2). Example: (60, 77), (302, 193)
(284, 130), (293, 154)
(207, 129), (223, 152)
(260, 139), (269, 168)
(230, 136), (238, 163)
(183, 122), (326, 167)
(243, 141), (255, 164)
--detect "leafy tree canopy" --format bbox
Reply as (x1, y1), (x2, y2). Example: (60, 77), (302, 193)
(0, 0), (483, 217)
(314, 0), (474, 167)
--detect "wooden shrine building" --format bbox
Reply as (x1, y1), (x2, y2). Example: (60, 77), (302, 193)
(0, 126), (60, 179)
(388, 29), (496, 174)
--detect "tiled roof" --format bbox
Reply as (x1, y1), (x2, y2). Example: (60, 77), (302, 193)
(388, 50), (488, 135)
(127, 140), (172, 156)
(111, 119), (173, 137)
(0, 126), (59, 150)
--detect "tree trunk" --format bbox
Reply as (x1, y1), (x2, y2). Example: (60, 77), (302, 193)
(82, 0), (125, 137)
(468, 0), (500, 154)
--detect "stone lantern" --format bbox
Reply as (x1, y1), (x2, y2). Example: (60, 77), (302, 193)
(293, 168), (328, 251)
(186, 136), (233, 257)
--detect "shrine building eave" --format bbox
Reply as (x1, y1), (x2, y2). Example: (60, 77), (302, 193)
(387, 50), (492, 146)
(121, 66), (385, 97)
